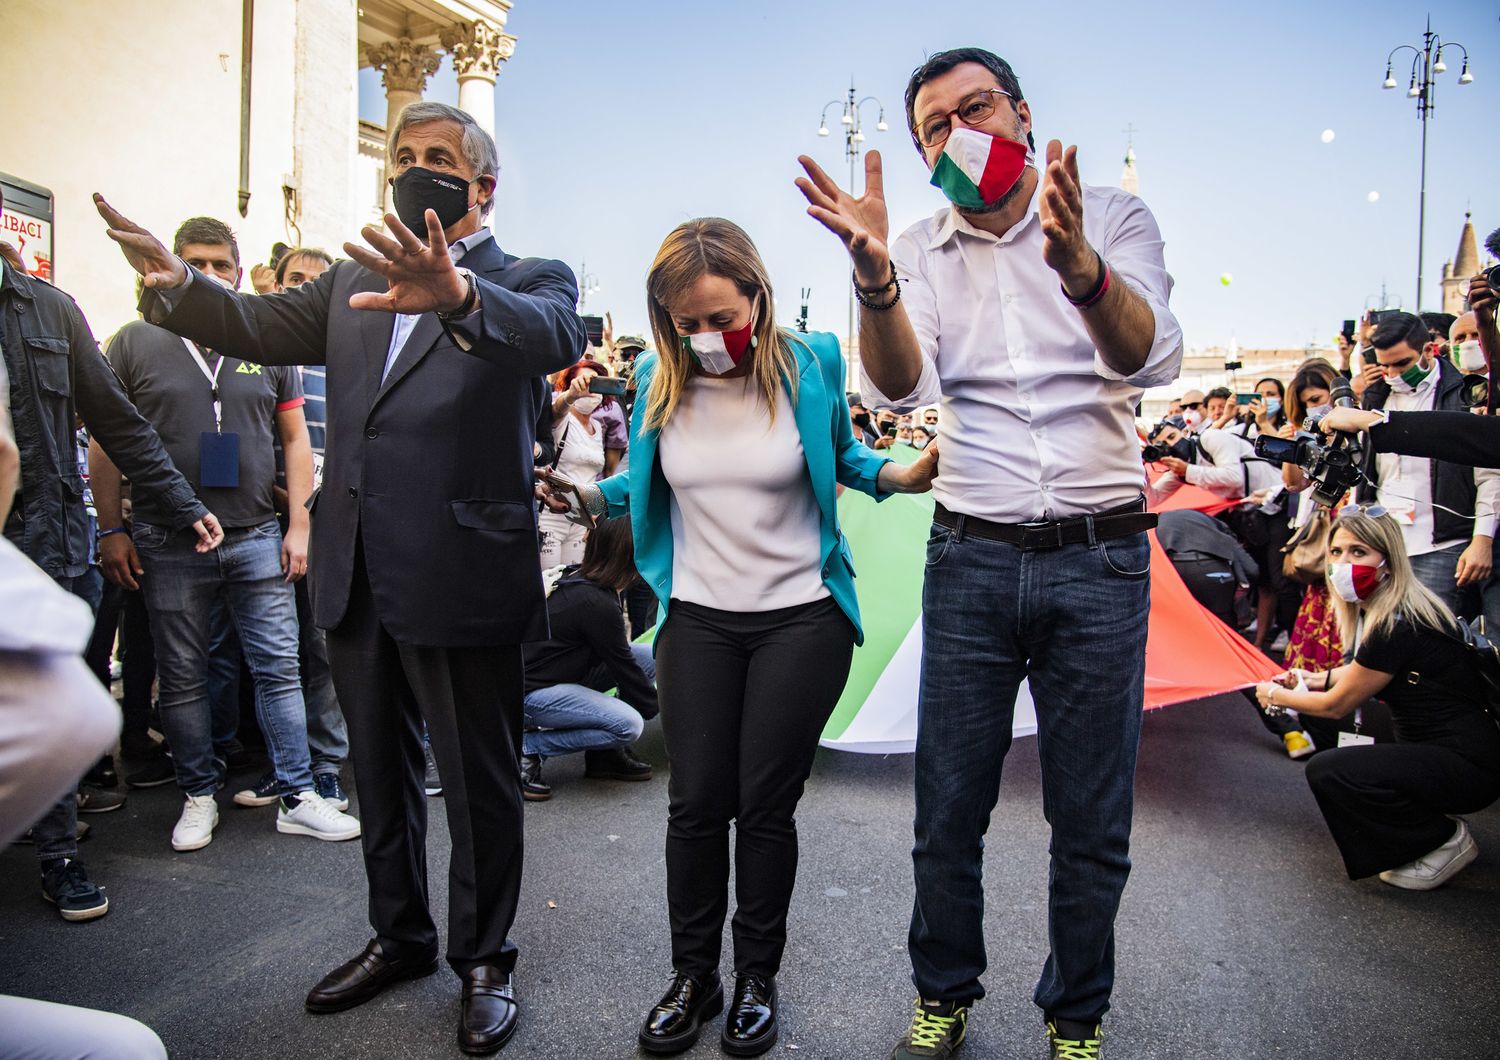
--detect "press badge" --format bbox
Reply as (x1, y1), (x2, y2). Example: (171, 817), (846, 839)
(1338, 731), (1375, 747)
(200, 431), (241, 487)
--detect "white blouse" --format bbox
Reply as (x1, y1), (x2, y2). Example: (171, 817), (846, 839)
(657, 373), (828, 612)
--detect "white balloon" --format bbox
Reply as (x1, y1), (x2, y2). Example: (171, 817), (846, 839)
(1367, 191), (1380, 203)
(1321, 129), (1336, 143)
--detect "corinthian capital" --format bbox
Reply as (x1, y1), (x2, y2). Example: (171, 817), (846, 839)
(441, 20), (516, 81)
(367, 37), (442, 95)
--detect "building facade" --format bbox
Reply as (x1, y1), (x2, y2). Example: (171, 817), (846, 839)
(1, 0), (514, 335)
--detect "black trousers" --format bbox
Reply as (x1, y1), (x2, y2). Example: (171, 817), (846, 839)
(1305, 740), (1500, 879)
(84, 581), (156, 752)
(326, 542), (525, 975)
(654, 596), (854, 978)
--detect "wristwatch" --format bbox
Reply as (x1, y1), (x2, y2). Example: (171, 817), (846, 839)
(437, 268), (479, 321)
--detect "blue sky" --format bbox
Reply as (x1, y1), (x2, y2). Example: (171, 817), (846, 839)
(360, 0), (1497, 351)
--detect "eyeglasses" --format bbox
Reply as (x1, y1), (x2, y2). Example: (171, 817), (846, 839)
(915, 89), (1014, 148)
(1337, 503), (1388, 519)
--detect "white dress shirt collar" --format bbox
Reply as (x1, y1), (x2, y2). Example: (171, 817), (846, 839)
(927, 179), (1042, 251)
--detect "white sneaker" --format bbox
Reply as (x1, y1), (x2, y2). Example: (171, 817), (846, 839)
(277, 790), (361, 842)
(172, 794), (220, 852)
(1269, 630), (1290, 653)
(1379, 820), (1478, 891)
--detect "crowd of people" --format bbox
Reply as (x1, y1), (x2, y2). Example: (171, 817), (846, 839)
(2, 44), (1498, 1060)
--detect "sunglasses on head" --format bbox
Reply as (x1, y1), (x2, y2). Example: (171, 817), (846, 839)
(1337, 503), (1388, 520)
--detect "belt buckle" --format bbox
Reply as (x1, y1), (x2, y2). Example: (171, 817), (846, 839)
(1018, 520), (1063, 552)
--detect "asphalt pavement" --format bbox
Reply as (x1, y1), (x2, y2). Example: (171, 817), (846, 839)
(3, 693), (1498, 1059)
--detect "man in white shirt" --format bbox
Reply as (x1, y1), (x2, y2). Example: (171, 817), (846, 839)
(1146, 417), (1281, 505)
(1357, 311), (1497, 616)
(798, 47), (1182, 1060)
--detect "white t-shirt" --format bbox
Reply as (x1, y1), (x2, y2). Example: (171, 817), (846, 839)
(551, 411), (605, 486)
(657, 373), (827, 612)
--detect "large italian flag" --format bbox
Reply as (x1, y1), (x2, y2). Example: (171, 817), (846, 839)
(820, 447), (1280, 752)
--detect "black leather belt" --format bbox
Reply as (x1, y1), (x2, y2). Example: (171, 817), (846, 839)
(934, 498), (1156, 552)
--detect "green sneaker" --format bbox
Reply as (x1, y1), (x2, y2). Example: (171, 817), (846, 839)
(891, 998), (968, 1058)
(1046, 1019), (1102, 1059)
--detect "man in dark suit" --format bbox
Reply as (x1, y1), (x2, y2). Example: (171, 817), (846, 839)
(96, 100), (586, 1055)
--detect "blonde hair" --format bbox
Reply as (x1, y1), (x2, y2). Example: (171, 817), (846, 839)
(1327, 511), (1459, 646)
(641, 218), (799, 431)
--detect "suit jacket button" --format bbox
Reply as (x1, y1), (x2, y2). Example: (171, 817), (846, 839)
(348, 487), (358, 498)
(365, 428), (379, 439)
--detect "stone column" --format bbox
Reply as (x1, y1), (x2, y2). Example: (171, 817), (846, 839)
(366, 37), (442, 135)
(441, 20), (516, 138)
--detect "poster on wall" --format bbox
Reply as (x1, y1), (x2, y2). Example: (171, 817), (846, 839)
(0, 173), (55, 282)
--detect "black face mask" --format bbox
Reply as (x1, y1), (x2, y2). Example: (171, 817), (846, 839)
(852, 412), (871, 429)
(390, 167), (478, 235)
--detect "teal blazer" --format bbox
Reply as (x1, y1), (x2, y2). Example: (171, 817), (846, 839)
(596, 330), (891, 645)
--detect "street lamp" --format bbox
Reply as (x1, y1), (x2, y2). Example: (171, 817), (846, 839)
(578, 259), (601, 310)
(1381, 18), (1473, 312)
(817, 81), (887, 369)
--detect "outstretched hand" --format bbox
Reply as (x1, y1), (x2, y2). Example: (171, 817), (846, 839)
(796, 151), (891, 287)
(344, 209), (469, 315)
(1037, 140), (1095, 294)
(93, 194), (188, 290)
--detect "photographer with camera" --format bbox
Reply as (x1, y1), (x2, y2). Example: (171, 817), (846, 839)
(1352, 312), (1499, 616)
(1147, 414), (1289, 648)
(1254, 507), (1500, 890)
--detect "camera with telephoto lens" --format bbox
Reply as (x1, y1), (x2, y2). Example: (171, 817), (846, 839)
(1141, 441), (1169, 462)
(1252, 378), (1364, 507)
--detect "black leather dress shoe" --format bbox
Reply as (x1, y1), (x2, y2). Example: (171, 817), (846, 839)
(459, 965), (518, 1055)
(638, 971), (723, 1055)
(584, 745), (653, 781)
(520, 755), (551, 801)
(721, 973), (777, 1056)
(305, 939), (439, 1013)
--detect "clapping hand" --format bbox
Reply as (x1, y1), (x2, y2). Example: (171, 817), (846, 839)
(1038, 140), (1097, 295)
(344, 209), (469, 315)
(796, 151), (891, 288)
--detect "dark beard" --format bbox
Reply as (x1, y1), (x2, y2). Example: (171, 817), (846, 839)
(957, 173), (1030, 217)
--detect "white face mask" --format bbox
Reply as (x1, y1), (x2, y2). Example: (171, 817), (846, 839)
(1458, 339), (1487, 374)
(572, 395), (602, 415)
(1182, 408), (1204, 430)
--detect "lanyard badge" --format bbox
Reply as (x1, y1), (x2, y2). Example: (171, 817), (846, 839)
(185, 338), (240, 488)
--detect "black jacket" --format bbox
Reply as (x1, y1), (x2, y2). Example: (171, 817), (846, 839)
(1372, 410), (1500, 469)
(1358, 359), (1481, 545)
(142, 237), (585, 645)
(522, 573), (658, 719)
(0, 261), (205, 578)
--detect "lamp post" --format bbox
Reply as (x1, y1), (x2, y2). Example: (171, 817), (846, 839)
(578, 260), (601, 311)
(1382, 18), (1472, 312)
(818, 81), (887, 370)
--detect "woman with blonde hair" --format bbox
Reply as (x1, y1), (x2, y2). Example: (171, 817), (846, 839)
(1255, 508), (1500, 889)
(557, 217), (937, 1055)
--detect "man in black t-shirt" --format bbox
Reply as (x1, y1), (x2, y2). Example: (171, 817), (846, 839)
(89, 217), (360, 854)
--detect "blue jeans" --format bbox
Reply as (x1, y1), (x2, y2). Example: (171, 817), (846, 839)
(910, 524), (1151, 1023)
(522, 643), (653, 758)
(207, 599), (241, 758)
(1408, 541), (1468, 617)
(31, 568), (106, 862)
(132, 520), (312, 798)
(297, 576), (348, 775)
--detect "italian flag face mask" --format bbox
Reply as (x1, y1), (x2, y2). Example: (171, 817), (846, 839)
(929, 126), (1033, 210)
(1327, 560), (1386, 603)
(681, 316), (757, 376)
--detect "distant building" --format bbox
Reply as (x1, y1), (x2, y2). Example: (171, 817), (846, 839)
(1440, 211), (1490, 317)
(1120, 143), (1138, 196)
(1, 0), (516, 334)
